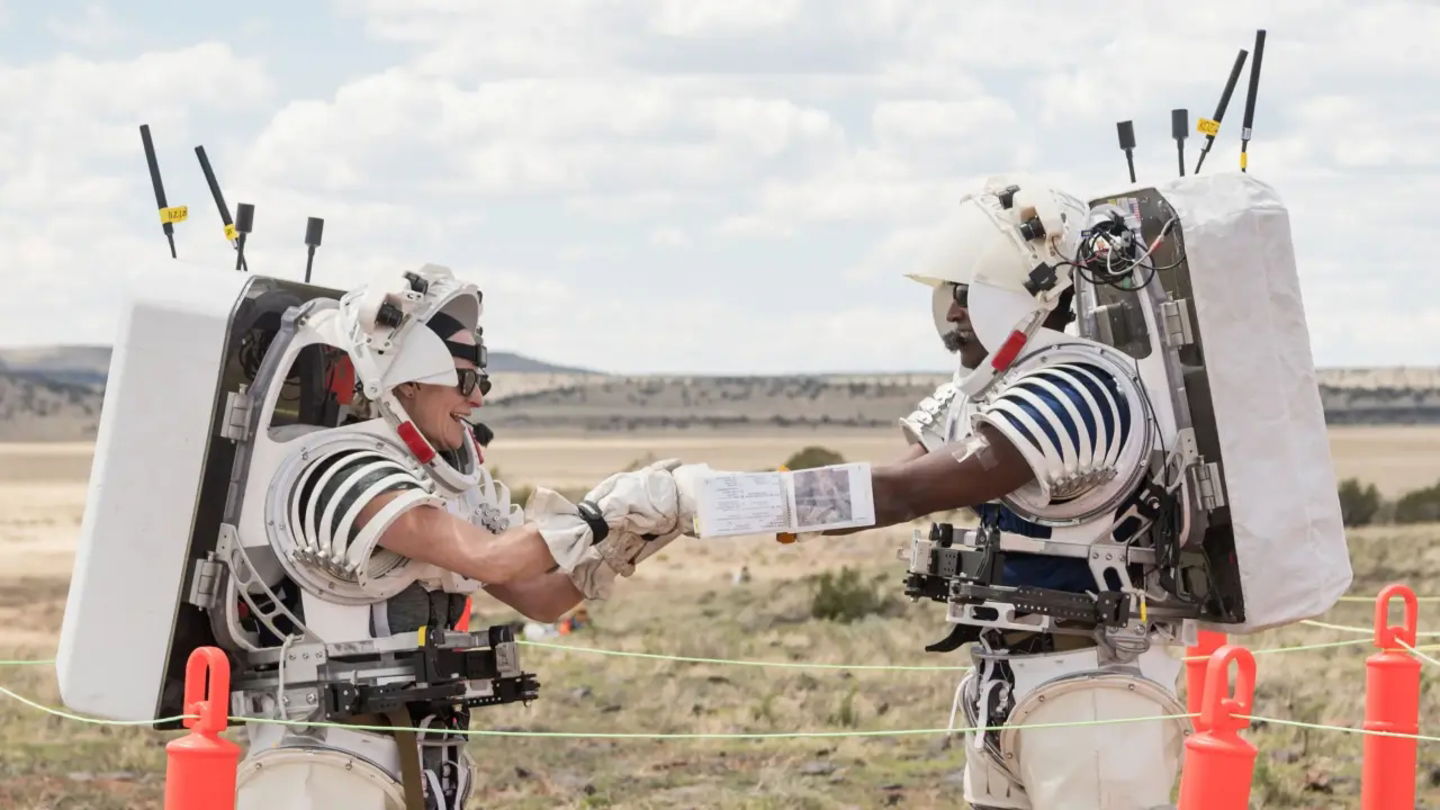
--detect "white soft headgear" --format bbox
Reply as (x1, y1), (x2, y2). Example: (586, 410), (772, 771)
(908, 175), (1088, 395)
(333, 264), (487, 493)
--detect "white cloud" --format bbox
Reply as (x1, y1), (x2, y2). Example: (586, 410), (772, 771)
(872, 98), (1018, 147)
(648, 227), (691, 248)
(649, 0), (806, 37)
(0, 44), (274, 345)
(46, 3), (130, 48)
(3, 1), (1437, 372)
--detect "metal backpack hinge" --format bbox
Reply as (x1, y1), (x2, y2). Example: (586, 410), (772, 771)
(220, 387), (252, 441)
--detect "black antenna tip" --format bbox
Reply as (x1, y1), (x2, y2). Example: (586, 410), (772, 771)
(1116, 120), (1136, 150)
(305, 217), (324, 247)
(235, 203), (255, 233)
(1172, 109), (1189, 141)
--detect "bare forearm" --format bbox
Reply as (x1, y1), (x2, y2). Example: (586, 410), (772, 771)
(895, 442), (927, 464)
(831, 427), (1035, 534)
(485, 572), (584, 623)
(463, 523), (560, 585)
(371, 498), (560, 585)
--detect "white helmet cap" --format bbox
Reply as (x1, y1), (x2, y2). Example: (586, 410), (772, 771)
(905, 202), (994, 339)
(336, 263), (487, 493)
(908, 175), (1088, 395)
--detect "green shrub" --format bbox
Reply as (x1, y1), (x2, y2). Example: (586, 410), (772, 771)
(1338, 478), (1383, 527)
(1394, 480), (1440, 524)
(784, 445), (845, 470)
(811, 566), (884, 623)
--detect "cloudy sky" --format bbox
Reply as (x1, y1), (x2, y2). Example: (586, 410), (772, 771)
(1, 1), (1436, 373)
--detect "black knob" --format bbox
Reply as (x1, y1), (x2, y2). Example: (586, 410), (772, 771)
(1018, 215), (1046, 241)
(403, 272), (429, 294)
(996, 185), (1020, 209)
(376, 302), (404, 329)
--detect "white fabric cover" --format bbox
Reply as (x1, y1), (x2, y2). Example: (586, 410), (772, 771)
(1161, 172), (1351, 632)
(236, 747), (405, 810)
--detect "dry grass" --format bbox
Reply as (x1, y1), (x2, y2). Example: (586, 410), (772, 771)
(3, 433), (1440, 808)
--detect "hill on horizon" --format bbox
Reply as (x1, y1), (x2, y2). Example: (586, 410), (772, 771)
(3, 345), (1439, 441)
(0, 345), (594, 378)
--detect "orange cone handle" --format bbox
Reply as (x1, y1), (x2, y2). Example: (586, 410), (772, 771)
(164, 647), (240, 810)
(1177, 644), (1257, 810)
(1362, 583), (1421, 810)
(1186, 629), (1228, 727)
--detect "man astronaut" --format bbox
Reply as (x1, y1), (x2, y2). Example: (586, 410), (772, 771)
(815, 180), (1187, 809)
(58, 263), (694, 810)
(785, 172), (1350, 809)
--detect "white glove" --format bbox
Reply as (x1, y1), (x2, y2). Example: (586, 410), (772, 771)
(670, 463), (713, 536)
(530, 459), (683, 576)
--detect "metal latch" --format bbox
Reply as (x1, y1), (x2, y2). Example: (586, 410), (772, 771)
(186, 557), (224, 609)
(220, 389), (252, 441)
(1191, 461), (1227, 511)
(1160, 299), (1195, 348)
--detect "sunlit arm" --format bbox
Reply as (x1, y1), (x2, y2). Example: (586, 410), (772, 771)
(485, 573), (584, 623)
(835, 424), (1036, 534)
(360, 491), (559, 586)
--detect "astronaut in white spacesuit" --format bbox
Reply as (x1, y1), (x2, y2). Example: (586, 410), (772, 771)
(834, 179), (1188, 809)
(817, 170), (1349, 809)
(58, 263), (692, 810)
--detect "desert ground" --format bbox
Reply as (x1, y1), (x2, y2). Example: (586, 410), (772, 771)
(1, 428), (1439, 808)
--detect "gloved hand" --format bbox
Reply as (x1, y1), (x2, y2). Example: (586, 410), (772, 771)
(529, 459), (685, 577)
(670, 463), (713, 537)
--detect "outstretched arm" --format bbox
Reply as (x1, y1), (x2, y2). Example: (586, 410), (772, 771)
(847, 424), (1035, 532)
(895, 441), (928, 464)
(362, 492), (560, 586)
(485, 573), (584, 623)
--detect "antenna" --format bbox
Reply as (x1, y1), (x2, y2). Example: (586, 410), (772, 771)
(194, 146), (247, 272)
(304, 217), (325, 284)
(1240, 29), (1266, 172)
(139, 125), (186, 258)
(1171, 109), (1189, 177)
(1116, 121), (1137, 183)
(1194, 49), (1249, 174)
(234, 203), (254, 272)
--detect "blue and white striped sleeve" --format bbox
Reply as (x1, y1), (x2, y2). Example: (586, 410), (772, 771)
(975, 362), (1133, 501)
(288, 448), (442, 585)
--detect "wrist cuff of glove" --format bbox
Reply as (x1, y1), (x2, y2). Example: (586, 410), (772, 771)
(577, 500), (609, 544)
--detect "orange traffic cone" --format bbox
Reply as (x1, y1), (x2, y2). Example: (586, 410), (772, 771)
(1177, 644), (1257, 810)
(1186, 629), (1228, 727)
(1362, 584), (1421, 810)
(164, 647), (240, 810)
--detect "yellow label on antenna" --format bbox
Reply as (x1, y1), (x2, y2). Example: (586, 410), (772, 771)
(417, 626), (427, 646)
(1240, 152), (1248, 170)
(224, 223), (239, 241)
(1196, 118), (1220, 136)
(159, 205), (188, 224)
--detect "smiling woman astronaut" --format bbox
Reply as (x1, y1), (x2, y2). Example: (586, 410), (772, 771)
(57, 263), (694, 810)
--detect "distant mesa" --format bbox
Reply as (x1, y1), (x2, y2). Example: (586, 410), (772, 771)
(1, 345), (1438, 441)
(0, 345), (590, 379)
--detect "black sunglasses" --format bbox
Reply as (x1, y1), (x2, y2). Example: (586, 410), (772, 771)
(950, 283), (969, 307)
(456, 368), (491, 397)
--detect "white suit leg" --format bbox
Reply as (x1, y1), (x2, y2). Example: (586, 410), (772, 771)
(237, 725), (406, 810)
(959, 642), (1187, 810)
